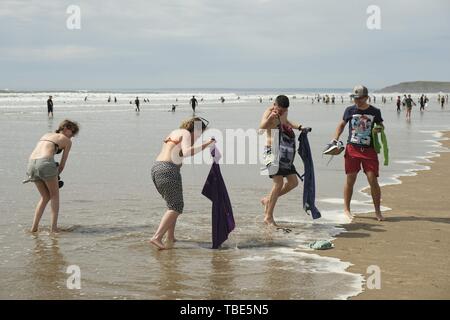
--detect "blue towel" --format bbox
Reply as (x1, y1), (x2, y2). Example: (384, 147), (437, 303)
(202, 147), (236, 249)
(297, 131), (321, 219)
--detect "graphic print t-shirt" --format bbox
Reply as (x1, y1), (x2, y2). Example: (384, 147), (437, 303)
(343, 105), (383, 148)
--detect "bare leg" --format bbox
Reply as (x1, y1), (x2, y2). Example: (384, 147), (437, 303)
(344, 173), (358, 221)
(264, 176), (284, 226)
(44, 177), (60, 233)
(261, 174), (298, 205)
(165, 219), (178, 249)
(366, 171), (384, 221)
(150, 210), (180, 250)
(31, 181), (51, 232)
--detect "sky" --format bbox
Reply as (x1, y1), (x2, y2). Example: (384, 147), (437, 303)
(1, 0), (449, 90)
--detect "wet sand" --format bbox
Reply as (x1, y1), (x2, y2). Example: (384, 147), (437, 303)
(319, 132), (450, 299)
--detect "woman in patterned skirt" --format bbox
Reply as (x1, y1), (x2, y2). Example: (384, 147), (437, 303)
(150, 117), (215, 250)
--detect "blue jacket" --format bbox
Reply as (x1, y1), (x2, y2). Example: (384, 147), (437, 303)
(297, 131), (321, 219)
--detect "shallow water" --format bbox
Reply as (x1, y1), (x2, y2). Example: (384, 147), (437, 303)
(1, 90), (449, 299)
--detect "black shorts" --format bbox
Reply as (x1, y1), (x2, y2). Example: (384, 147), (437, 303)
(269, 164), (297, 179)
(47, 106), (53, 113)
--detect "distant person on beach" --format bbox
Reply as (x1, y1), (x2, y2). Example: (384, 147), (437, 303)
(150, 117), (215, 250)
(396, 96), (401, 112)
(47, 96), (54, 118)
(331, 85), (385, 222)
(135, 97), (140, 112)
(114, 97), (117, 103)
(441, 96), (445, 108)
(419, 94), (426, 111)
(405, 94), (416, 120)
(24, 120), (79, 233)
(84, 96), (88, 102)
(108, 96), (111, 103)
(190, 96), (198, 113)
(221, 96), (225, 103)
(171, 104), (177, 112)
(259, 95), (303, 226)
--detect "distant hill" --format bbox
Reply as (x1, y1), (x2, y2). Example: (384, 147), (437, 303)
(376, 81), (450, 93)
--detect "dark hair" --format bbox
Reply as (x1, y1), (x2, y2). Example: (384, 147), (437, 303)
(275, 95), (290, 108)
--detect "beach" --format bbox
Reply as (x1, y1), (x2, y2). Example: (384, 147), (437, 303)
(318, 132), (450, 299)
(0, 90), (449, 299)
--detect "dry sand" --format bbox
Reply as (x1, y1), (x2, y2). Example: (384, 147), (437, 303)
(319, 132), (450, 299)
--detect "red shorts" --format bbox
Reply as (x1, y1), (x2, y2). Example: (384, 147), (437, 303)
(344, 144), (379, 177)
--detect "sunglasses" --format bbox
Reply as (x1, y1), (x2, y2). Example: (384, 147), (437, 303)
(197, 117), (210, 128)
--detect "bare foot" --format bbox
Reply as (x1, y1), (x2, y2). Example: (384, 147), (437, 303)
(375, 213), (385, 221)
(165, 238), (177, 249)
(30, 228), (38, 233)
(344, 210), (354, 222)
(50, 228), (59, 234)
(150, 238), (166, 250)
(264, 218), (278, 227)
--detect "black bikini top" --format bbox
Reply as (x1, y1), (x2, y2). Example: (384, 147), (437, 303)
(40, 139), (62, 154)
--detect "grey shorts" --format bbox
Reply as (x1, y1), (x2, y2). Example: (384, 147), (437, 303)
(25, 157), (58, 183)
(151, 161), (184, 213)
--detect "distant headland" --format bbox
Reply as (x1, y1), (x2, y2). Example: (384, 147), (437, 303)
(376, 81), (450, 93)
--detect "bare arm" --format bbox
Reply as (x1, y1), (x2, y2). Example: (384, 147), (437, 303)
(259, 107), (277, 130)
(58, 140), (72, 174)
(287, 119), (302, 130)
(333, 120), (347, 141)
(180, 131), (215, 157)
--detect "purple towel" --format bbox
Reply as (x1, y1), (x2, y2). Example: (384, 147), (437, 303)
(202, 147), (235, 249)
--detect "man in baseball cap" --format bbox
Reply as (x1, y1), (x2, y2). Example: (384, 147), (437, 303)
(350, 85), (369, 99)
(329, 85), (385, 222)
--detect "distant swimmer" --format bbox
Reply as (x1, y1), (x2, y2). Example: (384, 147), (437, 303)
(135, 97), (140, 112)
(200, 98), (204, 102)
(24, 120), (79, 233)
(237, 96), (240, 100)
(396, 96), (401, 112)
(190, 95), (198, 113)
(108, 96), (111, 103)
(405, 94), (416, 120)
(259, 97), (263, 103)
(220, 96), (225, 103)
(84, 96), (88, 102)
(47, 96), (54, 118)
(419, 94), (426, 111)
(114, 97), (117, 103)
(171, 104), (177, 112)
(441, 95), (445, 108)
(331, 95), (335, 104)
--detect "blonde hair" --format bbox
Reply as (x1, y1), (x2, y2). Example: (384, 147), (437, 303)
(55, 119), (80, 136)
(179, 117), (207, 133)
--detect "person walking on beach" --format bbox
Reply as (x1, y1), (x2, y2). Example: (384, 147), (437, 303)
(135, 97), (140, 112)
(331, 85), (385, 222)
(405, 94), (416, 120)
(259, 95), (303, 226)
(24, 120), (79, 233)
(190, 95), (198, 113)
(150, 117), (215, 250)
(396, 96), (401, 112)
(47, 96), (54, 118)
(419, 94), (426, 112)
